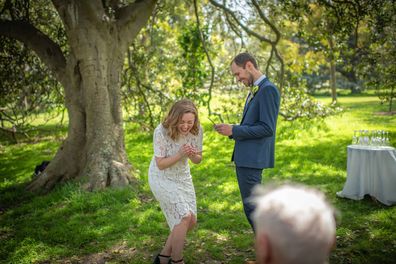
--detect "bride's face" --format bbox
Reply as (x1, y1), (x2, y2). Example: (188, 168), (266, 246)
(178, 113), (195, 135)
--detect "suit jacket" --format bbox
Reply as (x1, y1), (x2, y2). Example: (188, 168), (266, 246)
(231, 77), (280, 169)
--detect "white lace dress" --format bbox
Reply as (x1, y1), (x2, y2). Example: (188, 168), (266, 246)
(148, 124), (203, 231)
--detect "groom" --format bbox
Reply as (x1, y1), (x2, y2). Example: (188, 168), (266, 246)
(215, 52), (280, 231)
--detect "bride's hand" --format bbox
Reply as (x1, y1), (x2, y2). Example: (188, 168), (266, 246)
(186, 145), (199, 158)
(178, 144), (192, 157)
(186, 150), (195, 158)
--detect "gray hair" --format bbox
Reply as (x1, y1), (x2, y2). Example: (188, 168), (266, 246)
(252, 184), (336, 264)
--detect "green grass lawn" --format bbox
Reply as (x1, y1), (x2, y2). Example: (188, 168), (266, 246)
(0, 94), (395, 263)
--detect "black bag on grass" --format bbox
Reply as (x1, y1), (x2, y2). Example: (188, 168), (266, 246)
(34, 161), (50, 176)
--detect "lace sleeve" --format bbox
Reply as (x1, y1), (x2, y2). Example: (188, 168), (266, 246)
(153, 126), (167, 157)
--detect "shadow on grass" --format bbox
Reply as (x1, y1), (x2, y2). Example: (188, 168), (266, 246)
(1, 98), (395, 263)
(0, 183), (167, 263)
(0, 140), (58, 209)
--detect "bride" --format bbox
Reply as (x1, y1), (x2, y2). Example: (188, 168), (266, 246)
(148, 99), (203, 264)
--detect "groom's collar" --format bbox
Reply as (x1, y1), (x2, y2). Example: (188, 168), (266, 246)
(254, 75), (266, 86)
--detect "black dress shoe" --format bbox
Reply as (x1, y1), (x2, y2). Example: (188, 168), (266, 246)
(153, 253), (171, 264)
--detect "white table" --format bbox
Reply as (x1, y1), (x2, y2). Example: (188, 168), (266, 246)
(337, 145), (396, 206)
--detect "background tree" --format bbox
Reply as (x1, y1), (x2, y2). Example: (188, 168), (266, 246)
(0, 1), (65, 142)
(1, 0), (393, 193)
(360, 0), (395, 112)
(0, 0), (157, 191)
(280, 0), (348, 104)
(120, 0), (214, 129)
(205, 0), (340, 121)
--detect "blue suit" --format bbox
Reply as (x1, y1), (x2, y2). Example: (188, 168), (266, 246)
(231, 77), (280, 230)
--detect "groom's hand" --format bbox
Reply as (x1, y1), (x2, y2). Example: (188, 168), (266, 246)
(214, 124), (233, 136)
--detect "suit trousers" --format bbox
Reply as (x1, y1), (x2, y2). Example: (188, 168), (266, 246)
(235, 166), (263, 232)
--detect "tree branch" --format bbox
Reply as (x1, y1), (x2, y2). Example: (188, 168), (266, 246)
(78, 0), (106, 23)
(272, 44), (284, 93)
(126, 48), (155, 129)
(193, 0), (216, 116)
(208, 0), (284, 92)
(107, 0), (122, 11)
(225, 12), (246, 49)
(251, 0), (281, 43)
(52, 0), (107, 31)
(208, 0), (274, 44)
(115, 0), (157, 44)
(0, 20), (66, 82)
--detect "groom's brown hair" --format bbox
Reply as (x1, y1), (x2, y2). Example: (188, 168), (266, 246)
(232, 52), (258, 69)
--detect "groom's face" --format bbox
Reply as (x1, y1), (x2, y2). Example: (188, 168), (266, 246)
(231, 61), (254, 87)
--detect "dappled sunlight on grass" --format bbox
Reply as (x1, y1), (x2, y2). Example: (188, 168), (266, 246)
(1, 94), (396, 263)
(207, 200), (235, 212)
(0, 141), (56, 184)
(216, 181), (239, 195)
(8, 237), (52, 264)
(0, 181), (170, 262)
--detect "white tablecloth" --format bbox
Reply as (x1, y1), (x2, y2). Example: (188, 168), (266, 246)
(337, 145), (396, 206)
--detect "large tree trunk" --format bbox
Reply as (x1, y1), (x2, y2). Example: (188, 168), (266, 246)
(24, 0), (157, 192)
(28, 40), (132, 191)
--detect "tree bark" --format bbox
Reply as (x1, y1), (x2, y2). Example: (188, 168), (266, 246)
(28, 42), (133, 191)
(328, 36), (337, 104)
(0, 0), (159, 192)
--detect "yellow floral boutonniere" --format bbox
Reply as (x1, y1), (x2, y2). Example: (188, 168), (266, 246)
(251, 85), (260, 96)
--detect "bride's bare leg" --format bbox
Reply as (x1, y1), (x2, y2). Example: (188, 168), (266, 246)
(159, 233), (173, 263)
(188, 214), (197, 231)
(170, 213), (194, 262)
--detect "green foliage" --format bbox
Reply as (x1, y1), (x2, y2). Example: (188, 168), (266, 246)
(0, 38), (64, 131)
(0, 0), (65, 132)
(121, 2), (214, 129)
(360, 0), (396, 112)
(1, 94), (395, 263)
(176, 22), (208, 104)
(5, 0), (393, 133)
(278, 0), (383, 95)
(280, 82), (343, 121)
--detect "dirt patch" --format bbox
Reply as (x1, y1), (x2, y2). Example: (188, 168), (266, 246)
(48, 241), (140, 264)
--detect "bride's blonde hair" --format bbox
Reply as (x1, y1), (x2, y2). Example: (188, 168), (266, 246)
(162, 99), (200, 140)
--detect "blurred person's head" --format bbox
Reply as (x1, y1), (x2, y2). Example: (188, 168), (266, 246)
(252, 184), (337, 264)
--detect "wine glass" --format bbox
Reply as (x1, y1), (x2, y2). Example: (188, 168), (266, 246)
(384, 131), (390, 146)
(352, 130), (358, 145)
(357, 129), (363, 145)
(374, 130), (380, 146)
(363, 130), (369, 145)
